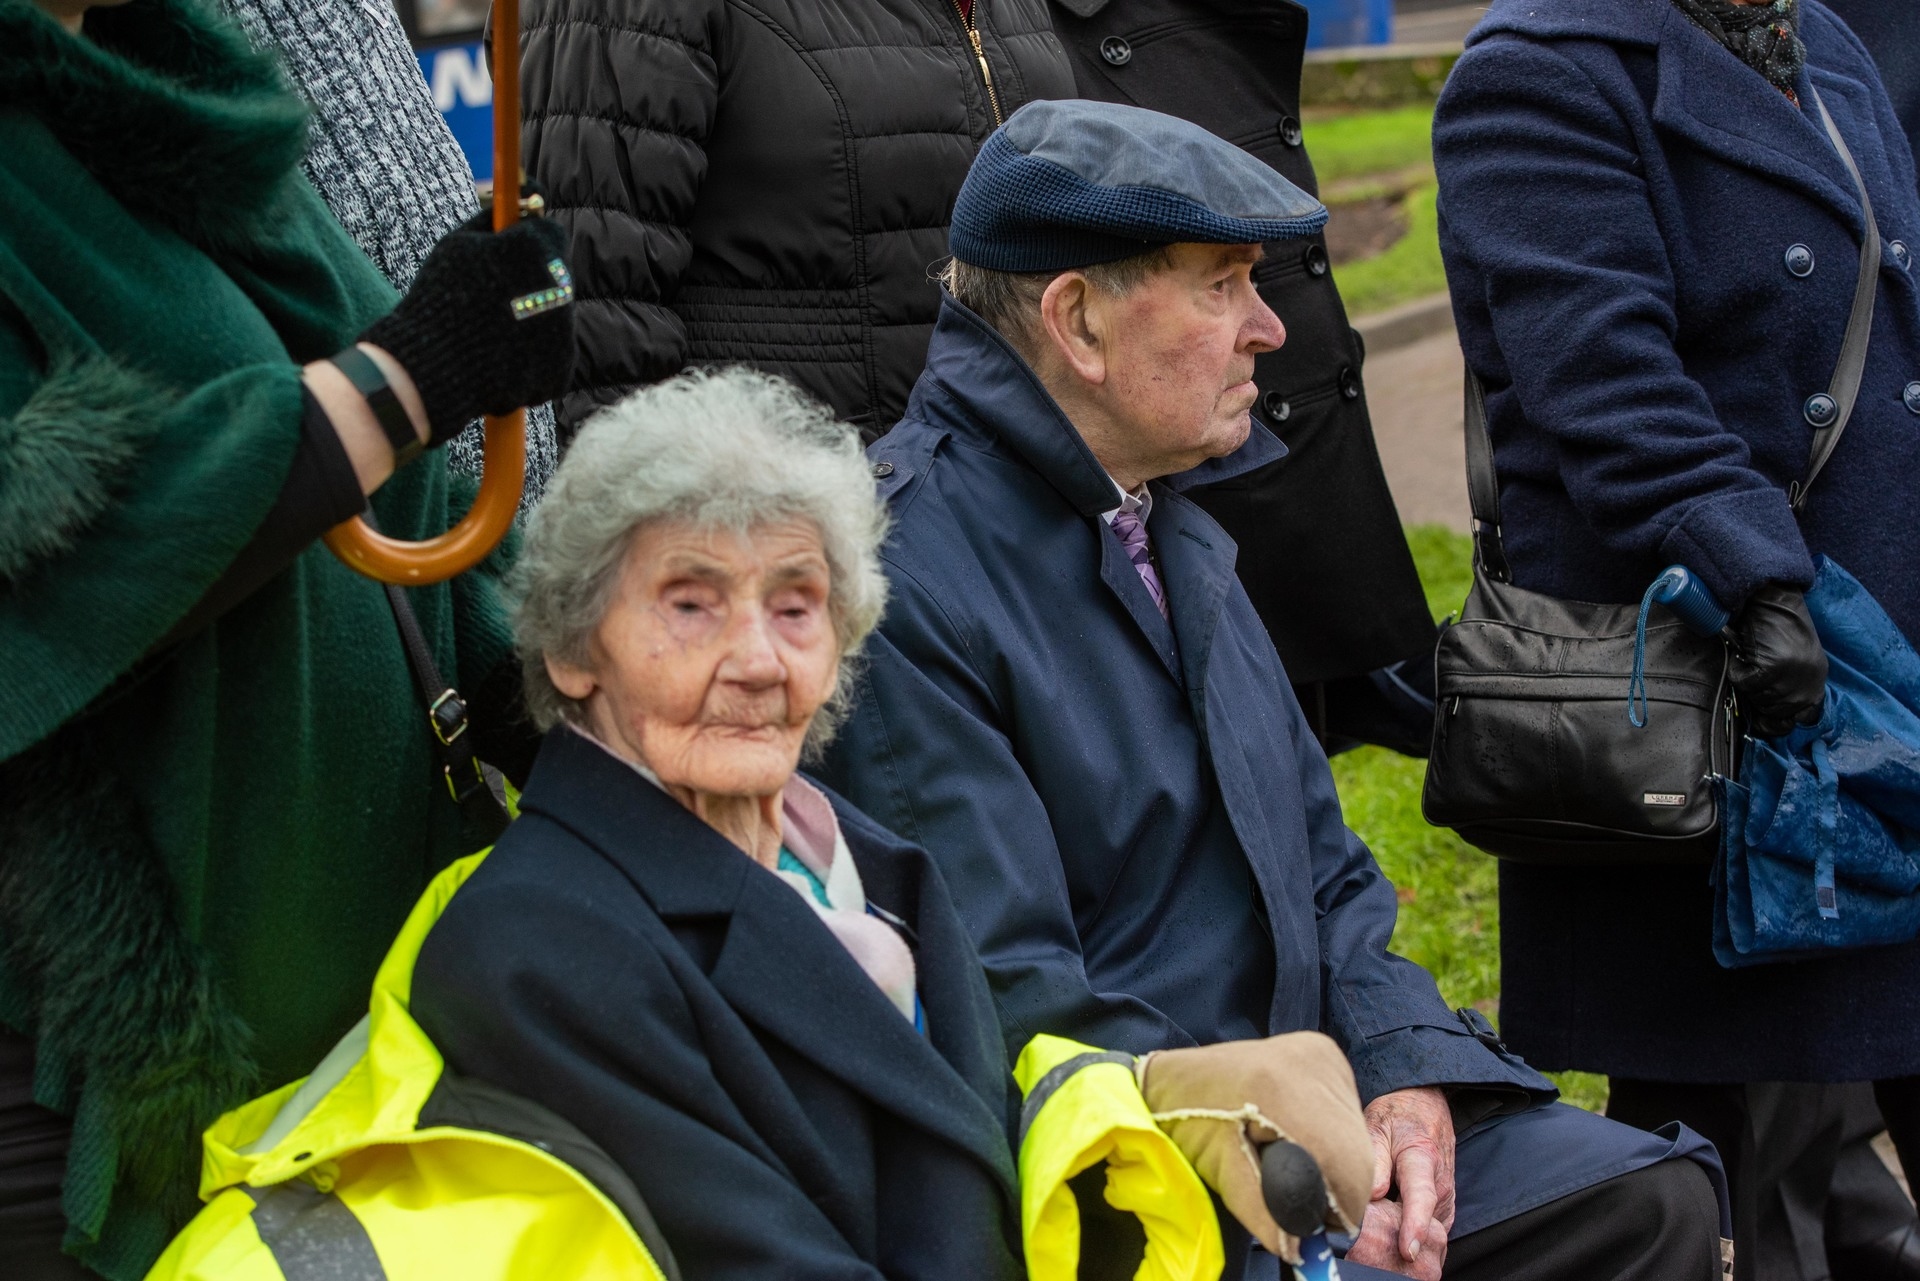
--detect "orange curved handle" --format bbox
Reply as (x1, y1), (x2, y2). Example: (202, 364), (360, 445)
(324, 0), (526, 585)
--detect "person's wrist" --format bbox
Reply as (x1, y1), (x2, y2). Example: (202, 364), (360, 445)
(354, 343), (431, 453)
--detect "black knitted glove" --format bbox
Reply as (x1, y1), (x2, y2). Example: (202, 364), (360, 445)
(360, 210), (575, 446)
(1728, 584), (1828, 737)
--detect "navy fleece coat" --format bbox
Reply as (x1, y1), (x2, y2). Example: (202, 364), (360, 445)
(1435, 0), (1920, 1080)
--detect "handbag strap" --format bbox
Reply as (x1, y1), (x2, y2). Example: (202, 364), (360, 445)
(361, 511), (511, 842)
(1796, 85), (1881, 512)
(1462, 83), (1884, 573)
(383, 581), (511, 842)
(1462, 370), (1511, 583)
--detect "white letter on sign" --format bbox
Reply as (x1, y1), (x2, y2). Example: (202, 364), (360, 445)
(431, 47), (493, 112)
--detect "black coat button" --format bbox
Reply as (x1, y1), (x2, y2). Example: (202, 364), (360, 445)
(1262, 390), (1291, 422)
(1905, 381), (1920, 414)
(1893, 240), (1912, 271)
(1804, 392), (1839, 427)
(1099, 35), (1131, 65)
(1305, 244), (1329, 277)
(1338, 365), (1361, 400)
(1276, 114), (1303, 147)
(1784, 243), (1815, 277)
(872, 461), (894, 478)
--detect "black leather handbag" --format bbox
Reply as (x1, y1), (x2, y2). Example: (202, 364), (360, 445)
(1421, 87), (1880, 865)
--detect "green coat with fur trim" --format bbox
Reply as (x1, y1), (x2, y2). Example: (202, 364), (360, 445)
(0, 2), (516, 1276)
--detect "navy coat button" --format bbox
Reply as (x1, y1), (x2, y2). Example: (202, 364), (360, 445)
(872, 461), (894, 478)
(1305, 244), (1329, 277)
(1784, 243), (1815, 277)
(1804, 392), (1839, 427)
(1099, 35), (1132, 65)
(1338, 365), (1362, 400)
(1262, 390), (1291, 422)
(1893, 240), (1912, 271)
(1904, 381), (1920, 414)
(1277, 114), (1303, 147)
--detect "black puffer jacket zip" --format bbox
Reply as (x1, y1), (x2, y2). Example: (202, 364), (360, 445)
(520, 0), (1075, 439)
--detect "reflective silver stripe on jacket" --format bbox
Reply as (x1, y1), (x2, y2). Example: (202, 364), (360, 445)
(242, 1182), (386, 1281)
(1017, 1050), (1135, 1146)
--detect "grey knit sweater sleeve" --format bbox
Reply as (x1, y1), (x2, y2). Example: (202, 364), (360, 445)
(218, 0), (558, 502)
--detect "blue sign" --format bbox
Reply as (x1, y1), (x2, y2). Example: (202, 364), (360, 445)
(1300, 0), (1392, 48)
(418, 40), (495, 183)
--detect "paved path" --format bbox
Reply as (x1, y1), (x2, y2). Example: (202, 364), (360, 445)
(1365, 325), (1470, 531)
(1391, 2), (1485, 44)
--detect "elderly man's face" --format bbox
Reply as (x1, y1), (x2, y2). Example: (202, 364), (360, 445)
(549, 520), (841, 797)
(1040, 243), (1285, 488)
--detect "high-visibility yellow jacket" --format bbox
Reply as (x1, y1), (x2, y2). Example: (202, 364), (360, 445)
(148, 854), (1223, 1281)
(145, 851), (679, 1281)
(1015, 1035), (1224, 1281)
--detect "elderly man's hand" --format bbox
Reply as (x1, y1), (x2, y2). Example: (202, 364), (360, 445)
(1345, 1087), (1454, 1280)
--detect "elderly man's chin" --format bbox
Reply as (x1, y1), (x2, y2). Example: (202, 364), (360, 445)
(1207, 393), (1257, 457)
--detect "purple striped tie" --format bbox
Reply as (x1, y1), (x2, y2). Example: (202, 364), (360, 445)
(1110, 507), (1169, 619)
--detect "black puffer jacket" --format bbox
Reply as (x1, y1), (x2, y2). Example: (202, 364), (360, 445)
(520, 0), (1075, 438)
(1048, 0), (1436, 708)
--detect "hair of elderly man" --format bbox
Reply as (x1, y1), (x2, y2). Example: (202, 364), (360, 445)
(938, 247), (1175, 353)
(511, 367), (891, 758)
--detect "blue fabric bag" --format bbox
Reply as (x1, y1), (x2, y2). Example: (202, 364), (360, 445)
(1713, 558), (1920, 967)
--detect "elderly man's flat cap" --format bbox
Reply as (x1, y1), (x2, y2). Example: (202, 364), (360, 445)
(949, 99), (1329, 272)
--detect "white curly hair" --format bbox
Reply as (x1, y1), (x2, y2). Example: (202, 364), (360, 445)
(511, 367), (890, 756)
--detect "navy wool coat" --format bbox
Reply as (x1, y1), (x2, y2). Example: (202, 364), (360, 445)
(410, 728), (1023, 1280)
(1435, 0), (1920, 1079)
(817, 296), (1551, 1104)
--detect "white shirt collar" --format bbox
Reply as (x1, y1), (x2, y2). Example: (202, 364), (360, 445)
(1100, 477), (1152, 526)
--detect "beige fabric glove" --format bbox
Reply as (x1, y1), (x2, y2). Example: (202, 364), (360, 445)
(1137, 1032), (1372, 1262)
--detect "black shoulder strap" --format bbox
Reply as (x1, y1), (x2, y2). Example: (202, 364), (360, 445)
(383, 581), (512, 844)
(1462, 85), (1882, 571)
(359, 511), (511, 843)
(1796, 85), (1882, 512)
(1462, 369), (1511, 584)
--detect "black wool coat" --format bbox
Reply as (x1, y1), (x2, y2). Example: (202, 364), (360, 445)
(1043, 0), (1436, 688)
(410, 729), (1024, 1281)
(517, 0), (1074, 440)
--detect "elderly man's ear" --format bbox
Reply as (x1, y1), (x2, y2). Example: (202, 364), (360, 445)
(1038, 272), (1110, 386)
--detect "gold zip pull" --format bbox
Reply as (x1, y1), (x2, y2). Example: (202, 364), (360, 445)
(955, 4), (1004, 126)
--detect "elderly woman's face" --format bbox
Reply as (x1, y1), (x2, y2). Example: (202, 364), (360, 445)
(549, 519), (841, 797)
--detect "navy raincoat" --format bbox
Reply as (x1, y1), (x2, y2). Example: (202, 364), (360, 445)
(1433, 0), (1920, 1081)
(819, 296), (1721, 1274)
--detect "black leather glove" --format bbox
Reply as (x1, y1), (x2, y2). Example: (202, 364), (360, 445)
(1728, 584), (1828, 737)
(360, 208), (575, 446)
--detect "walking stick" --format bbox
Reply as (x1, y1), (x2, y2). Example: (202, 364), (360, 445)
(323, 0), (527, 585)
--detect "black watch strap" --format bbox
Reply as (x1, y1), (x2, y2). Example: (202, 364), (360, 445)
(329, 346), (424, 468)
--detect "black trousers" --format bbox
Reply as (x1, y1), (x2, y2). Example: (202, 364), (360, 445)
(0, 1030), (93, 1280)
(1609, 1080), (1917, 1281)
(1873, 1077), (1920, 1205)
(1076, 1156), (1721, 1281)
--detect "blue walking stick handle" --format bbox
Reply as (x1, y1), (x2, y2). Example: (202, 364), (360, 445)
(1650, 565), (1731, 637)
(1261, 1140), (1342, 1281)
(1628, 566), (1731, 727)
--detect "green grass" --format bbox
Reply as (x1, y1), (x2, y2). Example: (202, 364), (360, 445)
(1331, 183), (1447, 318)
(1328, 525), (1609, 1112)
(1301, 104), (1436, 184)
(1297, 105), (1447, 317)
